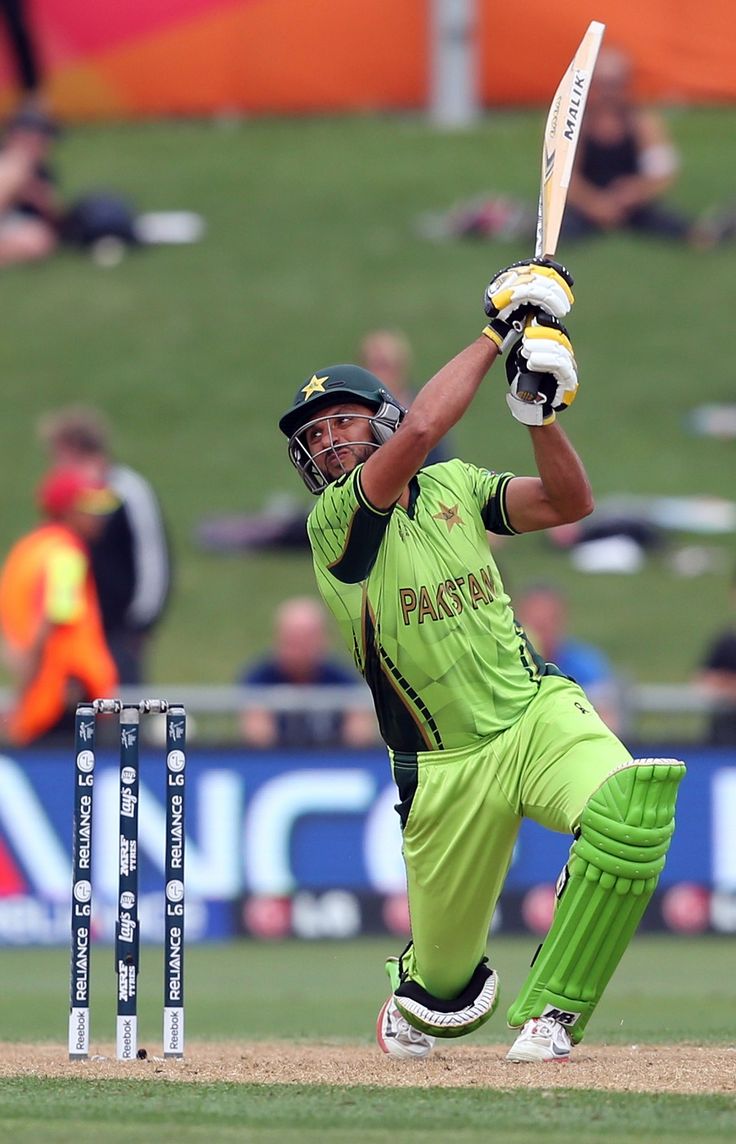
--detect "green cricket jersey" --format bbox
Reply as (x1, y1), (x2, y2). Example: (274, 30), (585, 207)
(307, 458), (544, 754)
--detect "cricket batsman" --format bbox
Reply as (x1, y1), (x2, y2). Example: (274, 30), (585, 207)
(278, 259), (685, 1063)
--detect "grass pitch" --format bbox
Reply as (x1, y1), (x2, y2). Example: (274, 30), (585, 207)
(0, 937), (734, 1141)
(1, 1077), (735, 1144)
(0, 111), (734, 713)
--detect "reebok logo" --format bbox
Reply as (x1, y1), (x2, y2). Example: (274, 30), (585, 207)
(120, 1018), (133, 1057)
(541, 1005), (580, 1027)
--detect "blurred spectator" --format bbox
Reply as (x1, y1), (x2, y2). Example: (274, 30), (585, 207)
(516, 584), (622, 732)
(564, 47), (733, 249)
(0, 104), (61, 266)
(0, 467), (118, 746)
(414, 191), (534, 243)
(38, 406), (172, 685)
(359, 329), (453, 463)
(358, 329), (413, 406)
(238, 596), (376, 748)
(0, 104), (169, 270)
(415, 46), (734, 251)
(697, 577), (736, 745)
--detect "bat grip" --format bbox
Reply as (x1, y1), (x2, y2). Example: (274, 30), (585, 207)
(509, 306), (542, 401)
(515, 370), (542, 403)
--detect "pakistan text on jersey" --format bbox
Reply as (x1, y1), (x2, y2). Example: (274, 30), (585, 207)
(399, 565), (495, 625)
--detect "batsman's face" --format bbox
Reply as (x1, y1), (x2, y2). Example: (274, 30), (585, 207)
(302, 402), (377, 480)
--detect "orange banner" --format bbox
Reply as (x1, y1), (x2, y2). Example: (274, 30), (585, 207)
(0, 0), (733, 119)
(479, 1), (736, 105)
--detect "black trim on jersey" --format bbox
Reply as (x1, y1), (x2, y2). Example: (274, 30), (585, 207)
(326, 470), (393, 584)
(481, 473), (518, 536)
(406, 476), (421, 520)
(362, 605), (443, 752)
(515, 622), (546, 683)
(354, 469), (394, 517)
(350, 629), (364, 675)
(392, 753), (418, 830)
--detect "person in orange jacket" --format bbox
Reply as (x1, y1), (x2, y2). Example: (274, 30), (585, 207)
(0, 466), (119, 745)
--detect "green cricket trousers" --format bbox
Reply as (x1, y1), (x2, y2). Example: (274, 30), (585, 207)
(392, 672), (632, 998)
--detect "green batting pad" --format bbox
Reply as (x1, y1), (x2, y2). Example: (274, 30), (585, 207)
(507, 758), (686, 1043)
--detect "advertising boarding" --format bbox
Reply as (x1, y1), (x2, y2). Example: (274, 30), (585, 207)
(0, 746), (733, 944)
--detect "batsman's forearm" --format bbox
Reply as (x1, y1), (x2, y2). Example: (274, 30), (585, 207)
(402, 336), (498, 445)
(529, 423), (594, 522)
(361, 336), (499, 509)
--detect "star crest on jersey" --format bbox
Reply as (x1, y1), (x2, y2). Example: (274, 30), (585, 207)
(433, 502), (465, 531)
(301, 374), (329, 400)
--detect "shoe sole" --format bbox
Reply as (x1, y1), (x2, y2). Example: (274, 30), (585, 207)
(506, 1050), (570, 1063)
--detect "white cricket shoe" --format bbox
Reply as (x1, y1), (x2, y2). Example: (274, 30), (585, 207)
(506, 1016), (572, 1063)
(376, 995), (435, 1060)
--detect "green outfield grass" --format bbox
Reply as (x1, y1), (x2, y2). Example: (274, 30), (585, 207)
(1, 937), (735, 1142)
(2, 1082), (735, 1144)
(0, 111), (734, 708)
(0, 935), (732, 1044)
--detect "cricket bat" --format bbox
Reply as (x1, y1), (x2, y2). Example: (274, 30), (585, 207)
(536, 19), (606, 259)
(516, 19), (606, 400)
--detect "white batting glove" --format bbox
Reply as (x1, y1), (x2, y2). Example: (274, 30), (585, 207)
(505, 315), (578, 426)
(482, 257), (575, 352)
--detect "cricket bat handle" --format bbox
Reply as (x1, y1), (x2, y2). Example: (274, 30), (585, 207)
(510, 306), (548, 406)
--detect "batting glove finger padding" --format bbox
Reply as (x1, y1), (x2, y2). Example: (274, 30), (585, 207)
(484, 257), (575, 329)
(505, 314), (578, 426)
(522, 324), (578, 392)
